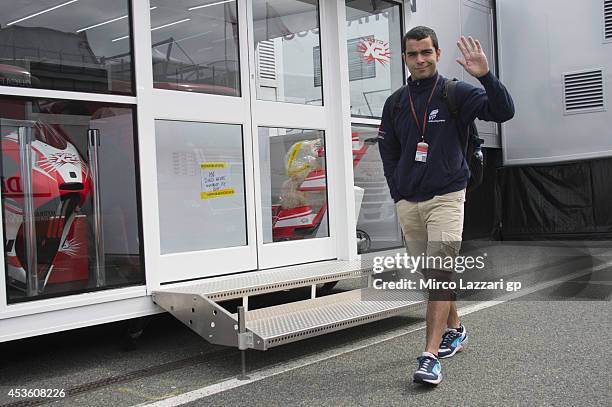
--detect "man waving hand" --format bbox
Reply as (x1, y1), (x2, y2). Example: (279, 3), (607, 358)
(378, 26), (514, 385)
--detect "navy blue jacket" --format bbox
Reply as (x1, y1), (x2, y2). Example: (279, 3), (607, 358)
(378, 71), (514, 202)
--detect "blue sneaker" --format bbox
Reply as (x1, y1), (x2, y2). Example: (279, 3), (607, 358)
(438, 325), (468, 359)
(413, 353), (442, 385)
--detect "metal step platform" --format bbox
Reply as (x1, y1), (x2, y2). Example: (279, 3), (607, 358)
(152, 250), (424, 352)
(244, 288), (424, 350)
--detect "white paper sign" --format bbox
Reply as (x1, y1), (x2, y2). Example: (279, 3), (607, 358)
(200, 162), (234, 199)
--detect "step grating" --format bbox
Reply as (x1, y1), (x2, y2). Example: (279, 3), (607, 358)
(244, 287), (424, 350)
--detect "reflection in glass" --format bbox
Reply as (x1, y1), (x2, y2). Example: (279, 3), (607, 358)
(259, 128), (328, 243)
(0, 0), (134, 94)
(150, 0), (240, 96)
(155, 120), (247, 254)
(345, 0), (403, 117)
(253, 0), (322, 105)
(351, 125), (402, 253)
(0, 98), (144, 303)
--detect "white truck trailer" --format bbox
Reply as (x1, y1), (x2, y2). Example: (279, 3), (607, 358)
(0, 0), (609, 349)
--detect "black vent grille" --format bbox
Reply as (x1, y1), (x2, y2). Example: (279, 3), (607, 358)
(563, 69), (605, 114)
(605, 0), (612, 40)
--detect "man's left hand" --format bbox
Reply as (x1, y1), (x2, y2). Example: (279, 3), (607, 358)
(456, 36), (489, 78)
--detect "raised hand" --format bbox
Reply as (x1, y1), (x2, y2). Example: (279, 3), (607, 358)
(456, 36), (489, 78)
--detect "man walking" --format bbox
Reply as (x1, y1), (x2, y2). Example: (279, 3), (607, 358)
(378, 26), (514, 385)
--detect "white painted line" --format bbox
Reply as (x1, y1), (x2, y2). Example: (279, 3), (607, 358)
(137, 261), (611, 407)
(133, 323), (428, 407)
(462, 260), (611, 310)
(562, 280), (612, 286)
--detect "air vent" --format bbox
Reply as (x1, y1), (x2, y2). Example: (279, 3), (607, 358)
(313, 46), (322, 87)
(605, 0), (612, 41)
(257, 40), (276, 81)
(563, 69), (605, 114)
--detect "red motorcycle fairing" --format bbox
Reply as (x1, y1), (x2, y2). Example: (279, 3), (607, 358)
(2, 120), (91, 291)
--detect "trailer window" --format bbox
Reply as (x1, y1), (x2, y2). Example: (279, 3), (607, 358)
(345, 0), (404, 118)
(155, 120), (248, 254)
(150, 0), (241, 97)
(0, 97), (144, 303)
(351, 124), (403, 254)
(258, 127), (328, 243)
(253, 0), (323, 105)
(0, 0), (134, 95)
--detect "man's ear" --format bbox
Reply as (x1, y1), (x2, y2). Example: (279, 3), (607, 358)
(436, 48), (441, 62)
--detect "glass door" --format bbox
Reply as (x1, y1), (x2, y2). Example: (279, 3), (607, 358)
(141, 0), (258, 283)
(247, 0), (337, 269)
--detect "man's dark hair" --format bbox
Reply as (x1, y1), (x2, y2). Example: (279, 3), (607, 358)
(402, 26), (439, 53)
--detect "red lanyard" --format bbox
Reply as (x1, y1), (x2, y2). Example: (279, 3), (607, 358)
(407, 75), (440, 142)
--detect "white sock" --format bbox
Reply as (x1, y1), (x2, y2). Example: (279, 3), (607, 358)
(422, 351), (437, 359)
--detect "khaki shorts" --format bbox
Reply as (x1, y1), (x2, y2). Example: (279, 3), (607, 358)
(395, 189), (466, 268)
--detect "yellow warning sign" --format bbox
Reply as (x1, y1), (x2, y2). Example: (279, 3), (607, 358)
(200, 189), (235, 199)
(201, 162), (227, 170)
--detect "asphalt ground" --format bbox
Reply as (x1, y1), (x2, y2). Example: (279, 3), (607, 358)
(0, 244), (610, 407)
(0, 279), (421, 407)
(185, 300), (612, 407)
